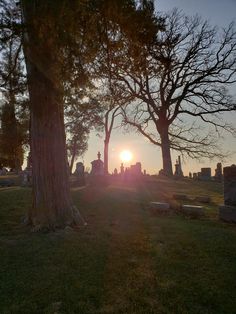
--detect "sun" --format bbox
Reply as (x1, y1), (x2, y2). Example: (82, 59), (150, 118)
(120, 150), (133, 163)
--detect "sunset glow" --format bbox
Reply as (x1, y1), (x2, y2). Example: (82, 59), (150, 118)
(120, 150), (133, 163)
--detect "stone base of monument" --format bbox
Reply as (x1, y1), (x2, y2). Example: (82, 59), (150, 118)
(182, 205), (204, 218)
(0, 179), (14, 187)
(149, 202), (170, 214)
(219, 205), (236, 223)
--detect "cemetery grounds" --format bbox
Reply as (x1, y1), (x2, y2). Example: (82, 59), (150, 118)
(0, 176), (236, 314)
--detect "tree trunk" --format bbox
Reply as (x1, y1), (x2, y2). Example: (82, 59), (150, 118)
(21, 1), (79, 229)
(69, 139), (77, 175)
(70, 153), (76, 175)
(28, 75), (76, 228)
(104, 137), (110, 175)
(160, 127), (173, 176)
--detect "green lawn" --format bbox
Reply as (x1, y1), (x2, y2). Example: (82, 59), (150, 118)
(0, 177), (236, 314)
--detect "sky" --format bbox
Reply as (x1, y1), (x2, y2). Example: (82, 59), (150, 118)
(78, 0), (236, 175)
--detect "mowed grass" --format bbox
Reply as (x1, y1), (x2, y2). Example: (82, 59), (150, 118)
(0, 177), (236, 314)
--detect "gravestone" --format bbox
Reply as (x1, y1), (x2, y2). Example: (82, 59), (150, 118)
(21, 169), (32, 187)
(215, 163), (223, 182)
(91, 152), (104, 175)
(149, 202), (170, 213)
(21, 152), (32, 186)
(174, 156), (183, 177)
(219, 165), (236, 223)
(120, 163), (124, 175)
(26, 152), (32, 170)
(0, 167), (8, 175)
(124, 167), (129, 181)
(90, 152), (108, 186)
(130, 162), (142, 177)
(0, 179), (14, 187)
(74, 162), (85, 186)
(182, 205), (204, 217)
(200, 168), (211, 181)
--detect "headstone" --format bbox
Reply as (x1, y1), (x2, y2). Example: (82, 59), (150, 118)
(215, 163), (223, 182)
(75, 162), (84, 175)
(182, 205), (204, 217)
(26, 152), (32, 170)
(74, 162), (85, 186)
(193, 173), (197, 180)
(0, 179), (14, 187)
(224, 165), (236, 206)
(189, 172), (192, 178)
(120, 163), (124, 175)
(159, 169), (164, 176)
(200, 168), (211, 181)
(21, 151), (33, 187)
(174, 156), (183, 177)
(124, 167), (129, 181)
(21, 169), (32, 187)
(20, 152), (33, 187)
(90, 152), (104, 175)
(219, 165), (236, 223)
(130, 162), (142, 176)
(149, 202), (170, 212)
(22, 172), (28, 186)
(0, 167), (8, 176)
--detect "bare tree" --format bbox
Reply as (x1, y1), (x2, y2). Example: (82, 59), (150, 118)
(95, 84), (124, 175)
(92, 0), (158, 174)
(114, 10), (236, 175)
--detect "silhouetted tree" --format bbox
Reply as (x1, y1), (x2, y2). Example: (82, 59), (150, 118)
(0, 1), (28, 172)
(114, 10), (236, 175)
(92, 0), (159, 174)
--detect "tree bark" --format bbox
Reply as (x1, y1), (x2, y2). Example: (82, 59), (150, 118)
(69, 138), (77, 175)
(104, 137), (110, 175)
(69, 152), (76, 175)
(28, 72), (76, 228)
(160, 127), (173, 176)
(21, 1), (79, 229)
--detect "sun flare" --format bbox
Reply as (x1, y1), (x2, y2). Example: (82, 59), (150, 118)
(120, 150), (133, 163)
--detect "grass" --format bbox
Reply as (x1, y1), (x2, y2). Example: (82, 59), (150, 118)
(0, 177), (236, 314)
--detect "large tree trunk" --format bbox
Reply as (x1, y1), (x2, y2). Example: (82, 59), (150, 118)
(21, 1), (79, 229)
(160, 127), (173, 176)
(28, 72), (76, 228)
